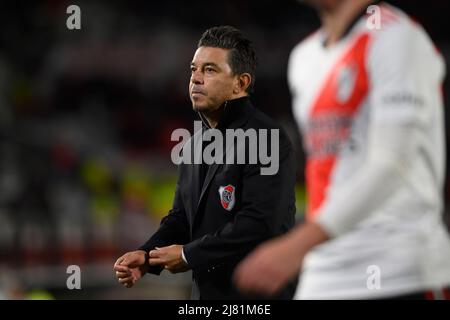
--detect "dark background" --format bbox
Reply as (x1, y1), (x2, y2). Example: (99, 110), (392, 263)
(0, 0), (449, 299)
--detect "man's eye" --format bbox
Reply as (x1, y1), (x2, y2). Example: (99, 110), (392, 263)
(190, 67), (196, 73)
(205, 67), (215, 73)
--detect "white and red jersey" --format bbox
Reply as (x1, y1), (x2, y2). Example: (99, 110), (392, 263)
(288, 3), (450, 299)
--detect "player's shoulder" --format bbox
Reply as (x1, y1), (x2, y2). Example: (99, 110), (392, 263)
(368, 3), (430, 47)
(289, 29), (322, 65)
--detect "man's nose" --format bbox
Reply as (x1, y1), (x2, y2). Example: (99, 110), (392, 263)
(191, 70), (203, 84)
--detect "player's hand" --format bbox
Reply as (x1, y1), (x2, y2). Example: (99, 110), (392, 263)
(149, 245), (190, 274)
(233, 234), (302, 296)
(113, 250), (149, 288)
(234, 222), (328, 296)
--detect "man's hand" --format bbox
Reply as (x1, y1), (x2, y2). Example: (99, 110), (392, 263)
(233, 222), (329, 296)
(149, 244), (190, 273)
(113, 250), (149, 288)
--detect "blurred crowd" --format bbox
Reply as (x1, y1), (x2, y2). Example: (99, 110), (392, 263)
(0, 0), (449, 298)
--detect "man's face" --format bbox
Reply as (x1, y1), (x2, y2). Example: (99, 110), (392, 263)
(189, 46), (237, 112)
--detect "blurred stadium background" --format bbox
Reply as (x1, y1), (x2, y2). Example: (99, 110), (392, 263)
(0, 0), (449, 299)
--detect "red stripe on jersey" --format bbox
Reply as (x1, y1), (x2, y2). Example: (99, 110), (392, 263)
(424, 290), (435, 300)
(306, 33), (371, 220)
(442, 288), (450, 300)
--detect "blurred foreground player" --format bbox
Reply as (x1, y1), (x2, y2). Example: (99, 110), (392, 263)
(234, 0), (450, 299)
(114, 26), (297, 299)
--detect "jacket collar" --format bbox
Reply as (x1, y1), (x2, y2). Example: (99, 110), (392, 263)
(198, 96), (252, 131)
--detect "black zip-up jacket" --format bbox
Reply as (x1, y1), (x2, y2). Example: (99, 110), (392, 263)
(139, 96), (297, 299)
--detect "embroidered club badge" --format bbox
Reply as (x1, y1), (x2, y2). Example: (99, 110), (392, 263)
(219, 185), (236, 211)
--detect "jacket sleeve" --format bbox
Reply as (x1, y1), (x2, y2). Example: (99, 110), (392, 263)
(183, 132), (296, 274)
(138, 167), (190, 275)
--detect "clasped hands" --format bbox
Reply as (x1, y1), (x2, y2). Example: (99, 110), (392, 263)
(114, 244), (189, 288)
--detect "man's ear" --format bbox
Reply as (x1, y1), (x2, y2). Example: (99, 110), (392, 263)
(234, 73), (252, 94)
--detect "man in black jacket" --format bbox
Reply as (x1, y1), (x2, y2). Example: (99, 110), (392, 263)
(113, 26), (297, 299)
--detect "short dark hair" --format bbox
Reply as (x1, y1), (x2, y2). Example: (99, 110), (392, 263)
(198, 25), (257, 93)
